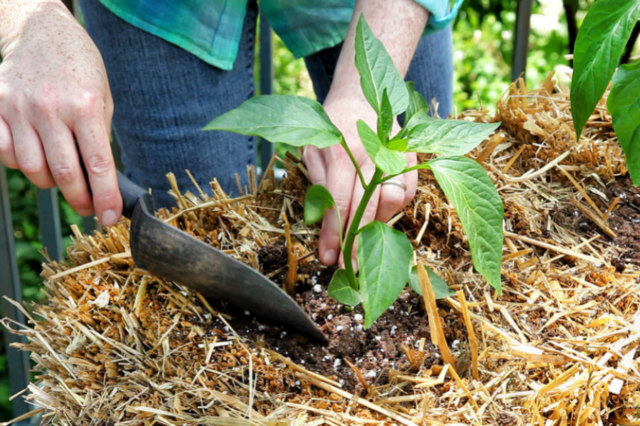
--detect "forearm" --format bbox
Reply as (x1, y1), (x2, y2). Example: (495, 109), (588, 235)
(325, 0), (429, 107)
(0, 0), (70, 55)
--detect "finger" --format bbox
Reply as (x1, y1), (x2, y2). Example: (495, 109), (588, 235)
(0, 116), (18, 169)
(404, 153), (418, 206)
(303, 146), (327, 185)
(37, 119), (94, 216)
(11, 119), (55, 189)
(318, 154), (355, 266)
(104, 88), (115, 139)
(74, 113), (121, 226)
(376, 173), (407, 223)
(339, 162), (380, 269)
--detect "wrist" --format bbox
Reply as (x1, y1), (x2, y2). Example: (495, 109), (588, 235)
(325, 83), (364, 104)
(324, 90), (377, 124)
(0, 1), (70, 55)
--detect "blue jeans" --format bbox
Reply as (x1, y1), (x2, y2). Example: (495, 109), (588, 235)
(80, 0), (453, 208)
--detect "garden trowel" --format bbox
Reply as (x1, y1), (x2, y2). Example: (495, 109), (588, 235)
(116, 171), (327, 343)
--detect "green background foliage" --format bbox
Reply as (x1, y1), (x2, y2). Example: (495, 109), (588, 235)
(3, 0), (638, 420)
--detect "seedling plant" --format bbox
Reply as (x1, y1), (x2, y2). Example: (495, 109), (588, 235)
(571, 0), (640, 186)
(206, 15), (504, 327)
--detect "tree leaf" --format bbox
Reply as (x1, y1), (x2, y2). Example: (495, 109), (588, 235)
(608, 62), (640, 186)
(377, 89), (393, 141)
(328, 269), (362, 306)
(408, 265), (455, 299)
(405, 82), (429, 124)
(570, 0), (640, 140)
(357, 120), (407, 174)
(305, 184), (338, 225)
(204, 95), (343, 148)
(428, 156), (504, 293)
(355, 14), (409, 115)
(407, 113), (501, 156)
(357, 221), (413, 328)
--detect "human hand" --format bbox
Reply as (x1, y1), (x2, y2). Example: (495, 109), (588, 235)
(303, 96), (417, 267)
(0, 1), (120, 226)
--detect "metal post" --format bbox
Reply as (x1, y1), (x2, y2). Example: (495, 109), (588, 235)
(0, 165), (32, 418)
(512, 0), (534, 82)
(36, 189), (63, 261)
(259, 12), (274, 170)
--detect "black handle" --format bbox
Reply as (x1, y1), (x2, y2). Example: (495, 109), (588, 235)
(117, 171), (149, 219)
(78, 151), (151, 220)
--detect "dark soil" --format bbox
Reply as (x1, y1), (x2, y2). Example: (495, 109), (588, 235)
(199, 176), (640, 393)
(552, 176), (640, 271)
(606, 177), (640, 270)
(204, 244), (468, 393)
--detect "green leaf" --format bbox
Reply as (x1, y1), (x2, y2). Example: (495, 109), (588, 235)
(608, 62), (640, 186)
(357, 221), (413, 327)
(204, 95), (343, 148)
(355, 14), (409, 115)
(405, 82), (429, 124)
(428, 156), (504, 293)
(570, 0), (640, 140)
(357, 120), (407, 174)
(304, 184), (337, 225)
(377, 89), (393, 141)
(328, 269), (362, 306)
(387, 138), (408, 152)
(408, 264), (455, 299)
(407, 113), (501, 156)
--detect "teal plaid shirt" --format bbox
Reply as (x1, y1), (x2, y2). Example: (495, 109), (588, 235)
(98, 0), (462, 71)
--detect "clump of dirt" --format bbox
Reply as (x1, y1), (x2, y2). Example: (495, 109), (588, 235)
(208, 246), (465, 393)
(257, 241), (288, 276)
(551, 176), (640, 271)
(551, 204), (593, 234)
(606, 177), (640, 269)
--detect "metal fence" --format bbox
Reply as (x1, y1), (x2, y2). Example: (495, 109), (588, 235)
(0, 0), (534, 420)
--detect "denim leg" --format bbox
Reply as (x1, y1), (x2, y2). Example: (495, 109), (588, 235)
(80, 0), (258, 208)
(305, 26), (453, 119)
(406, 27), (453, 119)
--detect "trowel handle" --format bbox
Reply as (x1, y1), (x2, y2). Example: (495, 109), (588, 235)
(78, 149), (153, 220)
(117, 171), (149, 219)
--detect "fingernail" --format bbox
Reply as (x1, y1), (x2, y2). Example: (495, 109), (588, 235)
(324, 249), (337, 265)
(101, 209), (118, 226)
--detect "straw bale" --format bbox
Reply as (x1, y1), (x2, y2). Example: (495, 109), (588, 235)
(3, 73), (640, 426)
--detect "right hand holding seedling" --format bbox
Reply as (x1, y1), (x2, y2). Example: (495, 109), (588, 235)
(206, 14), (504, 327)
(0, 1), (121, 226)
(303, 96), (417, 268)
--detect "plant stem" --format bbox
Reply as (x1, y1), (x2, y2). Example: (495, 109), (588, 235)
(378, 173), (401, 184)
(343, 168), (384, 289)
(341, 139), (367, 189)
(379, 162), (429, 183)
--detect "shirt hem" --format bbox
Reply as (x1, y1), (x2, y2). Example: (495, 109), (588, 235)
(98, 0), (235, 70)
(289, 33), (347, 59)
(287, 0), (457, 59)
